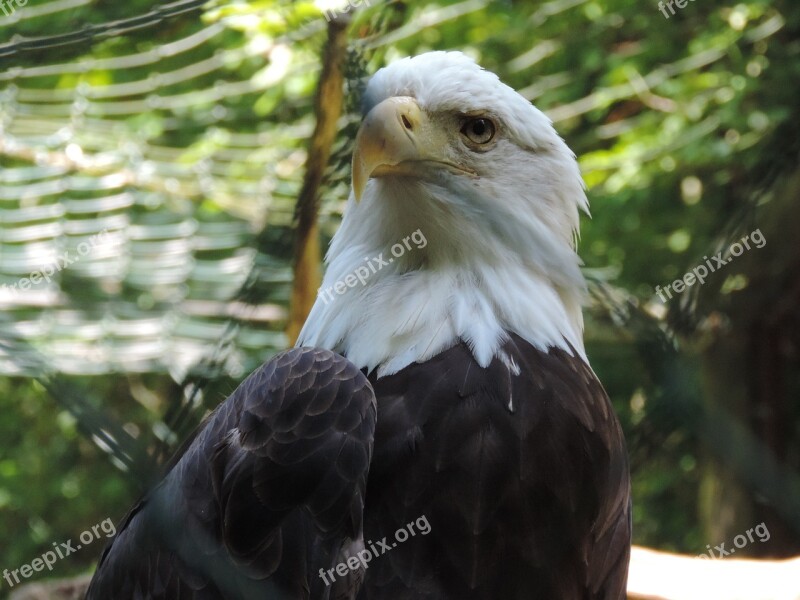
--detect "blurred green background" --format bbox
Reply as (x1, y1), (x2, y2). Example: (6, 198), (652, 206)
(0, 0), (798, 594)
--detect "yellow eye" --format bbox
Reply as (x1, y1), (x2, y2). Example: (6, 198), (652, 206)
(461, 118), (496, 145)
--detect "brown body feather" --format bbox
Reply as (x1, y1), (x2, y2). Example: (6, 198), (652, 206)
(358, 332), (630, 599)
(86, 348), (376, 600)
(86, 336), (629, 599)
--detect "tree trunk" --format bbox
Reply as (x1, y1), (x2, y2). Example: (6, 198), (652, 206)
(286, 15), (350, 345)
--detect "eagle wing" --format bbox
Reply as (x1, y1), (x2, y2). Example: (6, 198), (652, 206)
(86, 347), (376, 600)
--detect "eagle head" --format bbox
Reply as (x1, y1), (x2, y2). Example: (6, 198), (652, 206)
(299, 51), (590, 376)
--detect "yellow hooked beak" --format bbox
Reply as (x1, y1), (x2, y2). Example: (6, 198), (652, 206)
(351, 96), (464, 201)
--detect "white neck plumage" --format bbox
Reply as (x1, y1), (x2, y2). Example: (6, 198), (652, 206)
(296, 175), (588, 378)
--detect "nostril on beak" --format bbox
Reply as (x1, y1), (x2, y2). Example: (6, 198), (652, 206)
(401, 114), (413, 130)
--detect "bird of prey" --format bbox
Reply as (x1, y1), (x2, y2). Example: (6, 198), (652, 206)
(86, 51), (631, 600)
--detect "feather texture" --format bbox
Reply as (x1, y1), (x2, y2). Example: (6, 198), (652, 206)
(358, 333), (631, 599)
(86, 348), (376, 600)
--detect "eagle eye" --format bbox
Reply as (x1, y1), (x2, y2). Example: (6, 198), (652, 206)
(461, 117), (496, 145)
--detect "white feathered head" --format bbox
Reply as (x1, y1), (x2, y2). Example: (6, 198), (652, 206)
(299, 51), (590, 376)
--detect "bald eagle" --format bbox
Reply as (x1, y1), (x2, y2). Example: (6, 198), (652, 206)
(87, 51), (631, 600)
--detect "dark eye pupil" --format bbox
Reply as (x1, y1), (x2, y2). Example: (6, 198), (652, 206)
(461, 118), (494, 144)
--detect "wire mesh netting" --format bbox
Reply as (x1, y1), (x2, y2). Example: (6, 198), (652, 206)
(1, 0), (786, 379)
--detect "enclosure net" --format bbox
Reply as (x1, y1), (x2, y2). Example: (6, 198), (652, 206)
(0, 0), (781, 380)
(0, 0), (329, 379)
(1, 0), (795, 528)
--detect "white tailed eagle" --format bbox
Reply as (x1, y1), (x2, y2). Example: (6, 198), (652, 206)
(87, 51), (631, 600)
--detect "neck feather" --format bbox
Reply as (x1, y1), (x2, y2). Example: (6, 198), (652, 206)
(297, 180), (587, 377)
